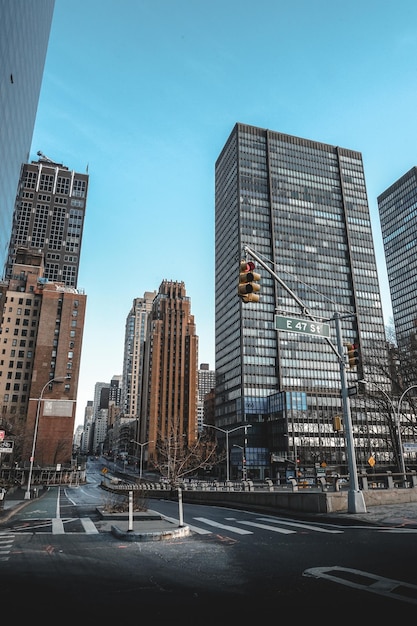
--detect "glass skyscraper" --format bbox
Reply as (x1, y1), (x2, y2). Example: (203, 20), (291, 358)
(378, 167), (417, 349)
(215, 123), (388, 480)
(0, 0), (55, 273)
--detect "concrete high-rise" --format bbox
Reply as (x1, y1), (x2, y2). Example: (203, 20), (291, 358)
(140, 280), (198, 465)
(378, 167), (417, 349)
(5, 155), (89, 288)
(0, 0), (55, 272)
(215, 123), (388, 479)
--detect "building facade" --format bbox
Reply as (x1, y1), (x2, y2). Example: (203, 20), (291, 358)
(121, 292), (156, 421)
(197, 363), (215, 433)
(139, 280), (198, 465)
(5, 156), (89, 288)
(378, 167), (417, 349)
(215, 123), (389, 479)
(0, 248), (85, 466)
(0, 0), (55, 273)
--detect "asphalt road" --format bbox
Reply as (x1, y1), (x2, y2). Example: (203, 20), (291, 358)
(1, 471), (417, 621)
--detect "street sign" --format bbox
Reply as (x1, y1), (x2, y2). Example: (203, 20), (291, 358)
(403, 443), (417, 453)
(0, 430), (4, 441)
(275, 315), (330, 338)
(0, 440), (13, 454)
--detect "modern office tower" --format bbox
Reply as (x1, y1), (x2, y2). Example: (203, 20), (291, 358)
(140, 280), (198, 465)
(197, 363), (215, 432)
(5, 155), (89, 288)
(0, 0), (55, 273)
(215, 123), (388, 479)
(121, 292), (156, 422)
(0, 248), (85, 466)
(378, 167), (417, 350)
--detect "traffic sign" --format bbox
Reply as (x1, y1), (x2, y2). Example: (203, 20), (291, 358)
(0, 440), (13, 454)
(0, 430), (4, 441)
(275, 315), (330, 338)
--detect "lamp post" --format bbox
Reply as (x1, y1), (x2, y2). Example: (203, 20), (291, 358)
(232, 444), (247, 480)
(396, 385), (417, 474)
(130, 439), (153, 480)
(25, 376), (67, 499)
(359, 379), (415, 476)
(203, 423), (252, 481)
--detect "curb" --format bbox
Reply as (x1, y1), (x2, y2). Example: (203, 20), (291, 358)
(110, 524), (192, 541)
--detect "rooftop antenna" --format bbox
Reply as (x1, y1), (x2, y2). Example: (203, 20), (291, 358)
(36, 150), (56, 164)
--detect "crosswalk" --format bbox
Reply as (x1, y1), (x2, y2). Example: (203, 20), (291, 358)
(161, 514), (344, 535)
(0, 531), (15, 561)
(3, 514), (416, 543)
(5, 517), (100, 536)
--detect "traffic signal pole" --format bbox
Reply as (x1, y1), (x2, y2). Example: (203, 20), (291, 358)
(334, 312), (366, 513)
(242, 245), (366, 514)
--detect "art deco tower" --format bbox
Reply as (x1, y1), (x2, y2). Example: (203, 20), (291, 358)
(140, 280), (198, 464)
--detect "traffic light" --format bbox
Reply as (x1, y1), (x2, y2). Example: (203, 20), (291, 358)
(332, 415), (342, 432)
(346, 342), (359, 368)
(238, 260), (261, 303)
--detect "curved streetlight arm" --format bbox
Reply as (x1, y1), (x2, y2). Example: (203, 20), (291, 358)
(24, 376), (68, 500)
(130, 439), (153, 479)
(397, 384), (417, 474)
(202, 423), (252, 481)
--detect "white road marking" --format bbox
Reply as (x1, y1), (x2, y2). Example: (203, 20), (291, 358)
(81, 518), (99, 534)
(236, 520), (295, 534)
(304, 566), (417, 605)
(193, 517), (253, 535)
(52, 518), (65, 534)
(255, 517), (344, 533)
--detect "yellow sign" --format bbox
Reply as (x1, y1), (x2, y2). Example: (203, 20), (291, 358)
(368, 456), (375, 467)
(101, 467), (108, 474)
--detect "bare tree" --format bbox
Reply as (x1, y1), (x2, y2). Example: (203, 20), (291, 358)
(151, 422), (220, 486)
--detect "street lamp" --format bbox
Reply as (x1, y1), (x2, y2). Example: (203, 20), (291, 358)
(202, 423), (252, 481)
(397, 385), (417, 474)
(25, 376), (68, 499)
(130, 439), (153, 480)
(359, 379), (415, 476)
(232, 444), (247, 480)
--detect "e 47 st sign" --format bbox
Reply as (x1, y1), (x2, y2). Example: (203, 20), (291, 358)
(275, 315), (330, 338)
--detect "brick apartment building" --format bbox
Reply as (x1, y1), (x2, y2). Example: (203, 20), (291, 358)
(0, 248), (85, 466)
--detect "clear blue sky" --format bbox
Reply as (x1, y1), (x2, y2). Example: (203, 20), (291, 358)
(30, 0), (417, 427)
